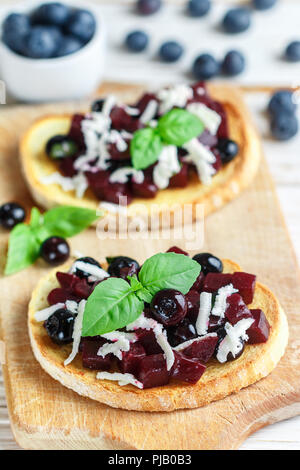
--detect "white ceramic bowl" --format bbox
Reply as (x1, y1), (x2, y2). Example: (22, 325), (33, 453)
(0, 0), (106, 102)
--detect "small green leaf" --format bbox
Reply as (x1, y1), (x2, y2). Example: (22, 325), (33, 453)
(29, 207), (43, 229)
(43, 206), (99, 238)
(157, 108), (204, 147)
(130, 128), (163, 170)
(138, 252), (201, 296)
(4, 224), (40, 275)
(82, 278), (144, 337)
(135, 288), (152, 303)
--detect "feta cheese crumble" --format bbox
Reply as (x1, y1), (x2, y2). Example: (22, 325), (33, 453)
(153, 145), (181, 189)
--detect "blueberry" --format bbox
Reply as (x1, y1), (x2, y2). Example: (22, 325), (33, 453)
(31, 2), (70, 26)
(268, 90), (297, 116)
(46, 135), (78, 159)
(252, 0), (277, 10)
(192, 253), (223, 275)
(43, 25), (63, 46)
(159, 41), (184, 62)
(107, 256), (139, 277)
(0, 202), (25, 229)
(91, 99), (105, 112)
(192, 53), (219, 80)
(65, 9), (96, 43)
(125, 30), (149, 52)
(222, 8), (251, 34)
(24, 26), (58, 58)
(45, 308), (75, 345)
(222, 50), (245, 76)
(270, 113), (299, 141)
(285, 41), (300, 62)
(41, 237), (70, 265)
(150, 289), (187, 327)
(217, 138), (239, 164)
(137, 0), (162, 15)
(74, 257), (102, 280)
(2, 13), (30, 54)
(187, 0), (211, 17)
(55, 35), (83, 57)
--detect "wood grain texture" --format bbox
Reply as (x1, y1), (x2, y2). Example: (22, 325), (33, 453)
(0, 83), (299, 449)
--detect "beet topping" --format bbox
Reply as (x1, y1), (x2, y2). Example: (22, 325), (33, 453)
(43, 249), (270, 389)
(45, 82), (233, 206)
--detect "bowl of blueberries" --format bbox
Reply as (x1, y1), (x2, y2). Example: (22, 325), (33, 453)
(0, 1), (106, 102)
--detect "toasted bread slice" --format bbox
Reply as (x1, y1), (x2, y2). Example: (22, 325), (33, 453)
(28, 259), (288, 412)
(20, 85), (262, 222)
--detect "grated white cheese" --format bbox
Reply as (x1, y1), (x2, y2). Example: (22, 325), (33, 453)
(108, 129), (128, 152)
(124, 105), (140, 116)
(158, 84), (193, 115)
(34, 302), (64, 322)
(187, 102), (222, 135)
(69, 260), (109, 281)
(196, 292), (212, 336)
(40, 171), (88, 198)
(140, 100), (158, 124)
(216, 318), (254, 364)
(182, 138), (216, 185)
(173, 332), (217, 352)
(153, 145), (181, 189)
(126, 313), (175, 370)
(64, 299), (86, 366)
(102, 95), (116, 117)
(66, 300), (79, 315)
(211, 284), (238, 318)
(98, 331), (137, 360)
(96, 371), (143, 389)
(109, 167), (144, 185)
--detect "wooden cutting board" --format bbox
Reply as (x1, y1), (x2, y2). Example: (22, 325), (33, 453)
(0, 82), (299, 450)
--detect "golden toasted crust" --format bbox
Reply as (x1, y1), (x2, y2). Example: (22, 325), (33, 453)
(28, 259), (288, 412)
(20, 85), (262, 222)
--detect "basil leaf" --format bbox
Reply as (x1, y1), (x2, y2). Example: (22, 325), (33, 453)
(158, 109), (204, 147)
(29, 207), (43, 228)
(138, 252), (201, 296)
(135, 288), (152, 303)
(43, 206), (99, 238)
(82, 278), (144, 337)
(4, 224), (40, 276)
(130, 128), (163, 170)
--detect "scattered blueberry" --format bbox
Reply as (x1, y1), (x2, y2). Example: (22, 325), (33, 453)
(217, 138), (239, 164)
(222, 8), (251, 34)
(31, 2), (70, 26)
(45, 308), (75, 345)
(252, 0), (277, 10)
(55, 35), (83, 57)
(285, 41), (300, 62)
(65, 9), (96, 43)
(222, 50), (245, 76)
(2, 13), (30, 54)
(40, 236), (70, 265)
(125, 30), (149, 52)
(192, 253), (223, 275)
(268, 90), (297, 116)
(187, 0), (211, 17)
(0, 202), (26, 229)
(107, 256), (140, 277)
(46, 135), (78, 159)
(74, 257), (102, 279)
(91, 99), (105, 113)
(137, 0), (162, 15)
(159, 41), (184, 63)
(150, 289), (187, 327)
(42, 25), (63, 46)
(24, 26), (58, 58)
(192, 53), (219, 80)
(270, 113), (299, 141)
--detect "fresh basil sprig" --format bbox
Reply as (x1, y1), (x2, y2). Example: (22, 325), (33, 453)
(4, 205), (100, 275)
(82, 252), (201, 337)
(130, 108), (204, 171)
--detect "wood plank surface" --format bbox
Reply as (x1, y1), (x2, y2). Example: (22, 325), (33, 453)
(0, 83), (299, 449)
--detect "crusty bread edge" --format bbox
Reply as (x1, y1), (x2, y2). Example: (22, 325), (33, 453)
(28, 260), (289, 412)
(19, 84), (262, 223)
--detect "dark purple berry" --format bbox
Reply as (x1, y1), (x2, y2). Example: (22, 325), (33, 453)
(74, 257), (102, 280)
(46, 135), (78, 159)
(192, 253), (223, 275)
(45, 308), (75, 345)
(0, 202), (25, 229)
(137, 0), (162, 15)
(107, 256), (139, 277)
(217, 138), (239, 163)
(41, 236), (70, 265)
(150, 289), (187, 327)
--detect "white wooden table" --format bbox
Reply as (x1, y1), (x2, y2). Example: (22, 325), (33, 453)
(0, 0), (300, 450)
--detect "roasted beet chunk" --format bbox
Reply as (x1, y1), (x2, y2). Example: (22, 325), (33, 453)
(203, 273), (233, 292)
(180, 334), (219, 363)
(169, 163), (188, 188)
(150, 289), (187, 326)
(56, 272), (78, 289)
(232, 272), (256, 305)
(247, 309), (270, 344)
(166, 246), (189, 256)
(190, 272), (205, 292)
(72, 278), (92, 299)
(47, 288), (78, 305)
(185, 290), (200, 322)
(171, 351), (206, 384)
(131, 177), (158, 199)
(137, 354), (170, 388)
(68, 114), (85, 147)
(81, 338), (112, 370)
(135, 329), (163, 355)
(225, 293), (252, 325)
(119, 343), (146, 375)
